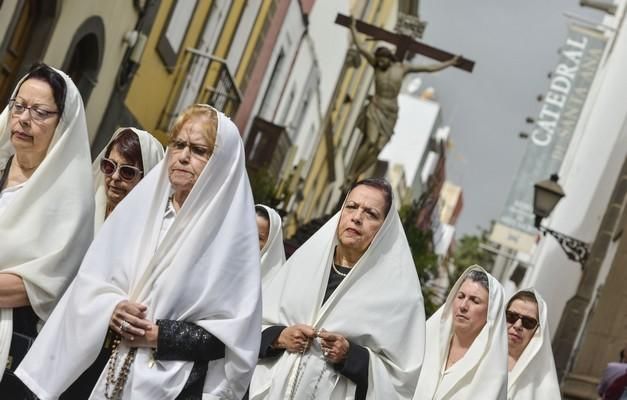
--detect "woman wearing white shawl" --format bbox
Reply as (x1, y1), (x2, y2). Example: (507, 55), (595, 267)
(92, 127), (164, 231)
(16, 104), (262, 399)
(506, 289), (560, 399)
(250, 178), (426, 400)
(0, 64), (93, 395)
(414, 265), (508, 400)
(255, 204), (286, 283)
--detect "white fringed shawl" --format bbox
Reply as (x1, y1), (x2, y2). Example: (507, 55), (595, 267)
(507, 288), (561, 400)
(92, 127), (164, 231)
(256, 204), (286, 283)
(250, 202), (426, 399)
(16, 108), (261, 400)
(414, 265), (508, 400)
(0, 69), (93, 379)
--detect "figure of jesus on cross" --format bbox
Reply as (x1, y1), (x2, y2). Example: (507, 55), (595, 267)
(336, 14), (474, 181)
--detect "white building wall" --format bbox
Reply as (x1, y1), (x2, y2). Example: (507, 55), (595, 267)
(278, 38), (322, 163)
(243, 0), (353, 179)
(306, 0), (351, 111)
(245, 0), (305, 127)
(523, 9), (627, 336)
(381, 96), (440, 184)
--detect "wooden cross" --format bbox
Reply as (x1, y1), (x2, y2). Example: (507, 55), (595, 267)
(335, 13), (475, 73)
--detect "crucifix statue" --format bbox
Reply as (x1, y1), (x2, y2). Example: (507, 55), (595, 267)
(335, 13), (475, 182)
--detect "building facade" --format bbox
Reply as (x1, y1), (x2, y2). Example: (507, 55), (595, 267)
(0, 0), (145, 146)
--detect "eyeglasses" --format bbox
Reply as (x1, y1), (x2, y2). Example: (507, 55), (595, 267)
(168, 138), (211, 158)
(506, 310), (538, 330)
(100, 158), (143, 181)
(9, 99), (58, 122)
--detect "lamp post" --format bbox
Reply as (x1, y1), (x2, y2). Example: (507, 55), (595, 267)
(533, 174), (590, 267)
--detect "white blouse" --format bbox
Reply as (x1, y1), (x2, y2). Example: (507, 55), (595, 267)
(158, 198), (176, 245)
(0, 182), (25, 214)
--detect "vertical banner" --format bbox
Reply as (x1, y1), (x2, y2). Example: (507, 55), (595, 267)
(490, 23), (607, 253)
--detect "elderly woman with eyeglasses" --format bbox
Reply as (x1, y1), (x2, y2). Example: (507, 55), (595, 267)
(16, 104), (261, 400)
(0, 63), (94, 397)
(93, 127), (163, 231)
(506, 289), (560, 399)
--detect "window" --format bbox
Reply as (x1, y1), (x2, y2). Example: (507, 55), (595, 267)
(279, 86), (295, 126)
(157, 0), (198, 70)
(258, 49), (285, 119)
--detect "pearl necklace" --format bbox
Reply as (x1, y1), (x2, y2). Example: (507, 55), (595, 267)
(332, 262), (350, 277)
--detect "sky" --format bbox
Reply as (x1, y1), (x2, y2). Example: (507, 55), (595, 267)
(412, 0), (601, 236)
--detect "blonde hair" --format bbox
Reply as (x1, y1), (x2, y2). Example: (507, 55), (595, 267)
(169, 104), (218, 152)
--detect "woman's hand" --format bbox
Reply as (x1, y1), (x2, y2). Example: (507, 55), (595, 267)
(128, 322), (159, 348)
(318, 329), (350, 364)
(274, 324), (316, 353)
(109, 300), (152, 341)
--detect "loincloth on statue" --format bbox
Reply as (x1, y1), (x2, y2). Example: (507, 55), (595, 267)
(357, 96), (399, 146)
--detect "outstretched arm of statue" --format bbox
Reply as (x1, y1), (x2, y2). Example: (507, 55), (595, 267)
(350, 17), (376, 66)
(403, 54), (461, 75)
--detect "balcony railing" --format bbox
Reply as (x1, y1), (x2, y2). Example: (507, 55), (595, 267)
(195, 51), (241, 116)
(159, 48), (241, 131)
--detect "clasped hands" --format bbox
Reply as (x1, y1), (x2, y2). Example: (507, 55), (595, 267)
(274, 324), (350, 364)
(109, 300), (159, 348)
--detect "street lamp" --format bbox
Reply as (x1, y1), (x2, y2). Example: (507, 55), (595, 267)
(533, 174), (590, 267)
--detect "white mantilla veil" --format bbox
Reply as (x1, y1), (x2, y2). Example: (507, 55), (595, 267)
(256, 204), (286, 283)
(250, 192), (426, 399)
(414, 265), (508, 400)
(16, 107), (262, 400)
(92, 127), (164, 231)
(507, 288), (560, 400)
(0, 68), (93, 379)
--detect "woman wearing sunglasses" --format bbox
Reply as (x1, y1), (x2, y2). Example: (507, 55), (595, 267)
(0, 63), (93, 397)
(16, 104), (262, 399)
(506, 289), (560, 399)
(93, 127), (164, 231)
(414, 265), (508, 400)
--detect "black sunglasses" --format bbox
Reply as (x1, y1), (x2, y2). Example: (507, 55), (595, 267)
(100, 158), (143, 181)
(506, 310), (538, 330)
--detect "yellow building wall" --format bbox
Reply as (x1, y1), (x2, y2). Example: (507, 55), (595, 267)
(125, 0), (213, 142)
(125, 0), (265, 141)
(42, 0), (140, 143)
(297, 0), (396, 223)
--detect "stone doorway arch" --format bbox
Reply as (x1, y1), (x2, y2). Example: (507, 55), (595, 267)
(63, 16), (105, 105)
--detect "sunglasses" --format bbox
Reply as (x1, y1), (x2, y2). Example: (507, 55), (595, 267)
(100, 158), (143, 181)
(506, 310), (538, 330)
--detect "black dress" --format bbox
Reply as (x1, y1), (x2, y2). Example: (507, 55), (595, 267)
(0, 306), (40, 399)
(257, 264), (370, 400)
(60, 320), (225, 400)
